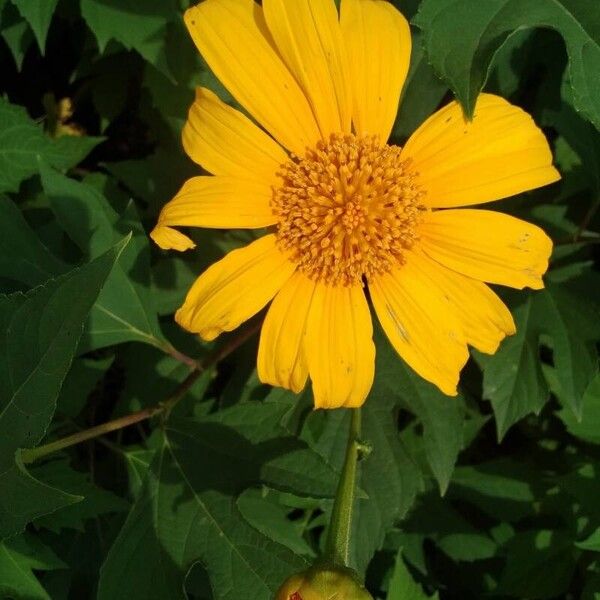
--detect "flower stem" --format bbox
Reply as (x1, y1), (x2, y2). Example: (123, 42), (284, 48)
(325, 408), (363, 567)
(20, 319), (262, 465)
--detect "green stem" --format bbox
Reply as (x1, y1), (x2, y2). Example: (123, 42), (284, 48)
(325, 408), (362, 567)
(21, 319), (262, 465)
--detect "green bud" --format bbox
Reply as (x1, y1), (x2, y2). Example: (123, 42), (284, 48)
(275, 564), (373, 600)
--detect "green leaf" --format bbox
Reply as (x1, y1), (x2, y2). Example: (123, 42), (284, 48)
(393, 30), (448, 140)
(0, 532), (66, 600)
(40, 164), (166, 351)
(0, 456), (81, 541)
(80, 0), (178, 79)
(449, 460), (537, 522)
(536, 279), (600, 418)
(238, 488), (316, 558)
(413, 0), (600, 129)
(375, 327), (464, 494)
(9, 0), (58, 52)
(0, 238), (127, 538)
(558, 374), (600, 444)
(0, 195), (67, 289)
(480, 295), (548, 439)
(482, 278), (599, 436)
(32, 458), (128, 533)
(57, 355), (114, 418)
(0, 2), (35, 69)
(98, 428), (309, 600)
(497, 529), (577, 598)
(577, 527), (600, 552)
(387, 549), (438, 600)
(0, 98), (102, 193)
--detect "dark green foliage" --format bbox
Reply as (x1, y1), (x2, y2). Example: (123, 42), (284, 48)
(0, 1), (598, 598)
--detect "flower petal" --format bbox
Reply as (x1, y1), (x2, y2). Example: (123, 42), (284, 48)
(402, 94), (560, 208)
(411, 250), (516, 354)
(257, 271), (316, 393)
(369, 257), (469, 396)
(176, 234), (295, 340)
(263, 0), (351, 137)
(151, 176), (276, 251)
(340, 0), (411, 141)
(150, 226), (196, 252)
(183, 87), (288, 180)
(184, 0), (320, 155)
(420, 209), (553, 290)
(305, 283), (375, 409)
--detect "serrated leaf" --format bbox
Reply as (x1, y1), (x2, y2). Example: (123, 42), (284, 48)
(9, 0), (58, 52)
(32, 458), (128, 533)
(0, 456), (81, 541)
(536, 279), (600, 418)
(0, 238), (127, 538)
(374, 327), (464, 494)
(98, 428), (308, 600)
(0, 532), (66, 600)
(40, 164), (166, 351)
(80, 0), (178, 79)
(387, 549), (438, 600)
(481, 295), (548, 439)
(0, 98), (102, 193)
(238, 489), (316, 558)
(0, 2), (35, 69)
(558, 374), (600, 444)
(0, 195), (67, 288)
(414, 0), (600, 130)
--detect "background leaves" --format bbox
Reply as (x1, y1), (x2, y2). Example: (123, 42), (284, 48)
(0, 0), (598, 598)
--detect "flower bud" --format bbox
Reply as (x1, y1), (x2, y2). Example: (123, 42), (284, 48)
(275, 565), (373, 600)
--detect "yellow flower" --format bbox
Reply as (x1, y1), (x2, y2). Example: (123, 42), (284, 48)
(151, 0), (560, 408)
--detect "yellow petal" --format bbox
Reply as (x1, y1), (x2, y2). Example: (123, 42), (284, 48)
(184, 0), (320, 155)
(183, 87), (288, 180)
(305, 284), (375, 409)
(257, 271), (316, 393)
(150, 225), (195, 252)
(340, 0), (411, 141)
(420, 209), (553, 290)
(369, 257), (469, 396)
(176, 234), (295, 341)
(262, 0), (351, 137)
(151, 176), (276, 250)
(411, 250), (516, 354)
(402, 94), (561, 207)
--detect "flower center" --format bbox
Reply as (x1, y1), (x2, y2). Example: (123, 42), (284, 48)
(272, 133), (425, 286)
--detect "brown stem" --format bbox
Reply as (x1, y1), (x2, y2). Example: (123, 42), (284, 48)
(21, 320), (262, 464)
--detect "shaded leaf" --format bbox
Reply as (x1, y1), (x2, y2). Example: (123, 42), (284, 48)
(414, 0), (600, 129)
(9, 0), (58, 51)
(40, 164), (166, 351)
(0, 238), (127, 538)
(0, 98), (102, 193)
(0, 195), (67, 289)
(0, 532), (65, 600)
(558, 373), (600, 444)
(480, 295), (548, 439)
(98, 426), (309, 600)
(80, 0), (178, 79)
(387, 549), (439, 600)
